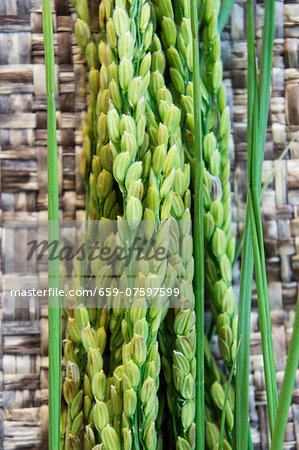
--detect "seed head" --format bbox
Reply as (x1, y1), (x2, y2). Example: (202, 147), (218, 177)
(123, 360), (140, 389)
(124, 388), (137, 418)
(163, 105), (181, 134)
(92, 370), (107, 402)
(118, 31), (134, 60)
(113, 7), (130, 37)
(218, 84), (227, 113)
(203, 133), (217, 162)
(97, 169), (113, 199)
(76, 0), (89, 23)
(82, 324), (100, 352)
(219, 106), (230, 138)
(171, 192), (185, 219)
(64, 378), (79, 405)
(160, 167), (175, 198)
(137, 115), (146, 146)
(211, 228), (227, 258)
(181, 400), (195, 430)
(75, 19), (90, 51)
(131, 333), (147, 366)
(86, 42), (99, 69)
(87, 348), (103, 378)
(170, 67), (185, 95)
(67, 318), (81, 344)
(113, 151), (130, 184)
(121, 132), (137, 159)
(151, 50), (166, 73)
(220, 254), (232, 284)
(126, 197), (142, 229)
(119, 57), (134, 90)
(206, 421), (220, 449)
(181, 373), (195, 400)
(128, 77), (144, 107)
(162, 17), (177, 47)
(143, 421), (157, 450)
(140, 3), (151, 32)
(93, 401), (109, 432)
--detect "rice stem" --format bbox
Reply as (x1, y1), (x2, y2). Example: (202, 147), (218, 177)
(271, 294), (299, 449)
(190, 0), (205, 446)
(42, 1), (61, 448)
(248, 0), (278, 434)
(218, 0), (237, 32)
(236, 0), (277, 441)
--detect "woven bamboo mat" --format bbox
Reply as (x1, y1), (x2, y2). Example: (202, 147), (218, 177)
(0, 0), (298, 448)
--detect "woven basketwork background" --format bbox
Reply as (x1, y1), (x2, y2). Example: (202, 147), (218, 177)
(0, 0), (298, 448)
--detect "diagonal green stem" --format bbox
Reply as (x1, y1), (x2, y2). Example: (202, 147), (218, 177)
(234, 0), (256, 443)
(42, 1), (61, 449)
(248, 191), (277, 432)
(218, 0), (238, 32)
(271, 295), (299, 449)
(190, 0), (205, 447)
(234, 206), (254, 449)
(247, 0), (278, 435)
(236, 0), (277, 443)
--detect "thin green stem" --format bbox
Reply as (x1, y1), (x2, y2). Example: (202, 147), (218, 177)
(247, 0), (278, 435)
(234, 0), (256, 443)
(248, 192), (277, 431)
(233, 138), (292, 270)
(218, 0), (237, 32)
(248, 427), (254, 450)
(256, 0), (276, 184)
(271, 295), (299, 449)
(235, 0), (277, 443)
(191, 0), (205, 447)
(42, 1), (61, 449)
(234, 210), (253, 450)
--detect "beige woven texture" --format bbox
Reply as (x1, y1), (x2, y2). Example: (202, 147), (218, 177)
(0, 0), (298, 448)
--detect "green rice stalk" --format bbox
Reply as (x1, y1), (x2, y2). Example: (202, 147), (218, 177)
(65, 2), (239, 450)
(246, 0), (277, 435)
(102, 0), (155, 374)
(149, 45), (196, 450)
(218, 0), (237, 33)
(68, 2), (121, 446)
(271, 294), (299, 449)
(190, 0), (205, 446)
(102, 1), (163, 447)
(234, 209), (253, 447)
(106, 6), (195, 447)
(233, 0), (256, 441)
(235, 0), (276, 442)
(74, 0), (122, 221)
(200, 0), (237, 370)
(42, 0), (61, 447)
(73, 0), (96, 218)
(144, 6), (197, 448)
(154, 0), (236, 370)
(152, 0), (231, 445)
